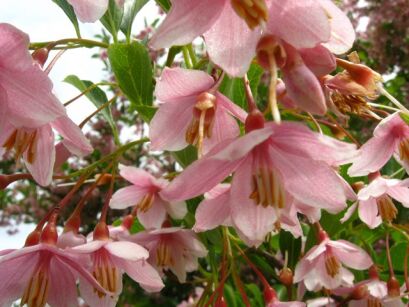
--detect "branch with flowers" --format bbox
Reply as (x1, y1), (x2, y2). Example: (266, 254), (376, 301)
(1, 0), (409, 306)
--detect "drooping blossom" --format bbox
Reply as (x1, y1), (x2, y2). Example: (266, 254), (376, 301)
(0, 224), (107, 307)
(110, 165), (187, 229)
(348, 112), (409, 177)
(293, 230), (373, 291)
(124, 227), (208, 283)
(342, 176), (409, 228)
(67, 0), (124, 23)
(162, 112), (357, 246)
(0, 23), (92, 186)
(149, 67), (246, 154)
(150, 0), (353, 78)
(69, 222), (164, 307)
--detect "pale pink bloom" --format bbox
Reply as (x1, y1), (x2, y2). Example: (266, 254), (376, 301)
(149, 67), (246, 154)
(150, 0), (353, 77)
(70, 236), (164, 306)
(306, 297), (336, 307)
(110, 165), (187, 229)
(348, 112), (409, 177)
(0, 24), (92, 186)
(342, 176), (409, 228)
(162, 118), (356, 246)
(0, 243), (106, 307)
(125, 227), (208, 283)
(67, 0), (124, 23)
(294, 233), (373, 291)
(57, 231), (87, 249)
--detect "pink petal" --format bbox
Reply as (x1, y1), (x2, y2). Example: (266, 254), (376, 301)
(57, 231), (87, 249)
(194, 184), (232, 232)
(358, 199), (382, 229)
(48, 256), (79, 307)
(358, 177), (393, 200)
(329, 240), (373, 270)
(110, 186), (150, 210)
(137, 197), (167, 229)
(51, 116), (92, 157)
(149, 0), (225, 49)
(340, 202), (357, 224)
(154, 67), (214, 103)
(299, 44), (336, 77)
(118, 165), (157, 187)
(348, 132), (399, 177)
(166, 200), (188, 220)
(230, 155), (277, 247)
(149, 96), (194, 151)
(24, 125), (55, 186)
(294, 257), (314, 283)
(115, 259), (164, 292)
(203, 2), (261, 77)
(319, 0), (356, 54)
(0, 23), (32, 71)
(216, 92), (247, 123)
(267, 0), (331, 49)
(270, 147), (346, 211)
(0, 251), (39, 306)
(105, 241), (149, 261)
(53, 141), (72, 171)
(79, 273), (121, 307)
(67, 0), (109, 23)
(70, 240), (107, 253)
(387, 185), (409, 207)
(0, 115), (14, 157)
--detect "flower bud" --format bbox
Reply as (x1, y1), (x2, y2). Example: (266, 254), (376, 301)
(245, 110), (265, 133)
(40, 221), (58, 245)
(387, 276), (401, 297)
(93, 222), (110, 241)
(24, 229), (42, 247)
(264, 286), (276, 304)
(122, 214), (134, 230)
(32, 47), (49, 67)
(279, 267), (294, 286)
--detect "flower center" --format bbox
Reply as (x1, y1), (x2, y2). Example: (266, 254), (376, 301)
(21, 267), (50, 307)
(330, 90), (371, 116)
(377, 195), (397, 222)
(367, 296), (382, 307)
(398, 138), (409, 165)
(231, 0), (268, 29)
(250, 167), (286, 209)
(156, 240), (174, 267)
(324, 253), (340, 278)
(92, 250), (118, 298)
(2, 128), (38, 164)
(136, 193), (155, 213)
(185, 92), (216, 156)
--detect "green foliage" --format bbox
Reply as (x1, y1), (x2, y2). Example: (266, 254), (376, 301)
(279, 230), (301, 269)
(120, 0), (150, 40)
(155, 0), (171, 11)
(51, 0), (81, 37)
(100, 0), (124, 39)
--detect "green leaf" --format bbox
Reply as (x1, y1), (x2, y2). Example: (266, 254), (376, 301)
(246, 284), (264, 307)
(52, 0), (81, 37)
(383, 242), (407, 272)
(279, 230), (301, 269)
(108, 42), (154, 112)
(100, 0), (124, 38)
(64, 75), (115, 130)
(172, 145), (197, 168)
(400, 112), (409, 125)
(155, 0), (171, 11)
(120, 0), (150, 39)
(134, 105), (157, 123)
(223, 284), (238, 307)
(219, 63), (264, 110)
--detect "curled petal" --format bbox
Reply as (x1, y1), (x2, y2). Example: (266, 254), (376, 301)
(67, 0), (109, 23)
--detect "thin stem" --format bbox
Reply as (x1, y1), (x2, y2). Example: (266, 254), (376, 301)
(100, 163), (117, 222)
(367, 102), (400, 112)
(30, 38), (109, 50)
(44, 50), (66, 74)
(268, 55), (281, 124)
(243, 74), (257, 112)
(307, 112), (323, 134)
(182, 46), (193, 69)
(386, 232), (395, 277)
(187, 44), (197, 67)
(327, 113), (361, 147)
(390, 167), (405, 178)
(64, 82), (117, 107)
(379, 85), (409, 114)
(79, 96), (117, 128)
(209, 71), (225, 93)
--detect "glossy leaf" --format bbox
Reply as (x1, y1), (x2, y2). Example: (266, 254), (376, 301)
(100, 0), (124, 38)
(52, 0), (81, 36)
(120, 0), (150, 39)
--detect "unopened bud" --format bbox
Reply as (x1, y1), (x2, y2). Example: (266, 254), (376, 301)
(387, 276), (401, 297)
(64, 214), (81, 234)
(350, 284), (369, 300)
(93, 222), (110, 241)
(32, 47), (49, 67)
(122, 214), (134, 230)
(40, 221), (58, 245)
(245, 110), (265, 133)
(279, 267), (294, 286)
(264, 286), (276, 304)
(368, 265), (380, 279)
(24, 229), (42, 247)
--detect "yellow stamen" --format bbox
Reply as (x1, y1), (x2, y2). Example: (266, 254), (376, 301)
(250, 168), (285, 209)
(377, 195), (397, 222)
(156, 241), (174, 267)
(2, 129), (38, 164)
(21, 270), (50, 307)
(399, 138), (409, 165)
(137, 193), (155, 213)
(231, 0), (268, 29)
(324, 253), (340, 278)
(367, 297), (382, 307)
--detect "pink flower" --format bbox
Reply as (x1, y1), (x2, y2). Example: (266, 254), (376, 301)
(0, 24), (92, 186)
(264, 287), (305, 307)
(69, 223), (164, 306)
(149, 67), (246, 154)
(348, 112), (409, 177)
(161, 114), (356, 246)
(67, 0), (124, 23)
(0, 239), (106, 306)
(342, 176), (409, 228)
(294, 231), (373, 291)
(110, 165), (188, 229)
(125, 227), (208, 283)
(150, 0), (353, 78)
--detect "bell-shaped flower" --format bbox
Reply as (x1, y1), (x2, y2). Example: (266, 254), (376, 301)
(67, 0), (124, 23)
(69, 222), (164, 307)
(0, 24), (92, 186)
(149, 67), (246, 155)
(0, 224), (107, 307)
(348, 112), (409, 177)
(125, 227), (208, 283)
(293, 231), (373, 291)
(161, 113), (356, 246)
(110, 165), (187, 229)
(342, 176), (409, 228)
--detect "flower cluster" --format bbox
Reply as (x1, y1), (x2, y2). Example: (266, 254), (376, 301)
(1, 0), (409, 306)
